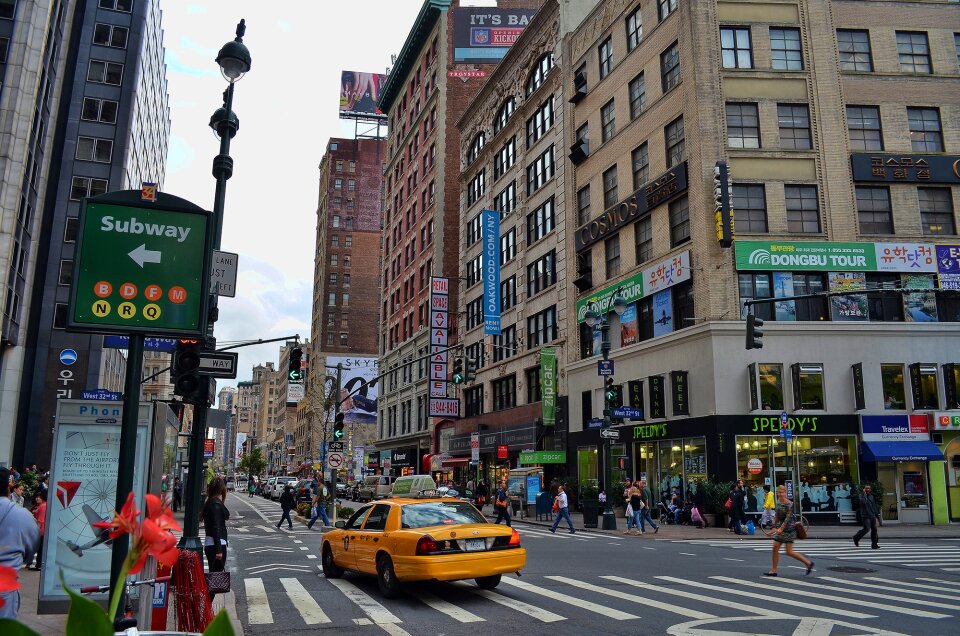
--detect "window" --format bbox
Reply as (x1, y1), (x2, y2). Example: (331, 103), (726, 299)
(896, 31), (931, 74)
(945, 364), (960, 408)
(658, 0), (677, 22)
(526, 97), (554, 147)
(574, 123), (589, 158)
(493, 325), (517, 362)
(605, 235), (620, 278)
(635, 216), (653, 264)
(720, 27), (752, 69)
(911, 364), (939, 410)
(493, 136), (516, 180)
(778, 104), (811, 149)
(342, 293), (349, 305)
(739, 273), (773, 321)
(631, 143), (649, 190)
(673, 280), (695, 330)
(759, 364), (784, 410)
(467, 132), (486, 165)
(733, 184), (767, 233)
(0, 0), (14, 19)
(335, 178), (342, 190)
(527, 251), (556, 297)
(669, 195), (690, 246)
(499, 228), (516, 265)
(785, 185), (820, 233)
(908, 107), (943, 152)
(526, 146), (554, 195)
(58, 260), (73, 286)
(93, 23), (128, 48)
(494, 181), (516, 215)
(467, 214), (482, 246)
(465, 297), (483, 330)
(628, 73), (646, 119)
(881, 364), (906, 410)
(918, 188), (956, 236)
(526, 197), (555, 245)
(856, 187), (893, 234)
(348, 179), (356, 191)
(602, 166), (618, 209)
(330, 254), (338, 266)
(340, 333), (348, 346)
(329, 273), (338, 286)
(70, 176), (108, 200)
(81, 97), (119, 124)
(661, 41), (681, 91)
(467, 169), (486, 206)
(88, 60), (123, 85)
(847, 106), (882, 151)
(665, 116), (685, 168)
(600, 100), (616, 142)
(526, 367), (542, 403)
(343, 274), (351, 287)
(466, 254), (482, 287)
(501, 277), (517, 312)
(866, 273), (904, 322)
(345, 235), (353, 247)
(492, 376), (517, 411)
(626, 7), (643, 51)
(837, 30), (872, 72)
(331, 234), (339, 247)
(64, 217), (79, 242)
(770, 28), (802, 70)
(793, 363), (825, 410)
(792, 273), (828, 320)
(577, 186), (591, 226)
(526, 53), (554, 96)
(332, 215), (341, 228)
(465, 386), (484, 417)
(0, 37), (7, 64)
(494, 97), (516, 134)
(598, 37), (613, 79)
(328, 292), (336, 306)
(726, 103), (760, 148)
(99, 0), (132, 11)
(76, 136), (113, 162)
(956, 33), (960, 69)
(526, 306), (558, 348)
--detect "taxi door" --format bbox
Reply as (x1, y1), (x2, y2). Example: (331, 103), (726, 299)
(352, 503), (391, 575)
(336, 505), (372, 572)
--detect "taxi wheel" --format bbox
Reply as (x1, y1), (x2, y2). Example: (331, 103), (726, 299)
(376, 554), (400, 598)
(321, 544), (343, 579)
(475, 574), (501, 590)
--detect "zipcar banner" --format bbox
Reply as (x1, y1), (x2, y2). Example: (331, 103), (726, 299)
(736, 241), (937, 272)
(540, 347), (557, 427)
(326, 356), (379, 425)
(482, 209), (501, 335)
(576, 251), (690, 323)
(453, 7), (536, 63)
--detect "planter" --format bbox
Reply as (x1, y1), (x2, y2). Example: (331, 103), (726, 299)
(581, 499), (599, 528)
(702, 513), (716, 528)
(711, 512), (727, 528)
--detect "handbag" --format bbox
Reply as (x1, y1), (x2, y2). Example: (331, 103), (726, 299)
(724, 497), (732, 510)
(625, 503), (633, 518)
(551, 500), (560, 513)
(795, 520), (808, 540)
(205, 571), (231, 594)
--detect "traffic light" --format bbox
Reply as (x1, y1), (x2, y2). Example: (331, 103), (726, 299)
(288, 346), (304, 382)
(713, 160), (734, 248)
(465, 355), (478, 382)
(573, 252), (593, 293)
(604, 377), (622, 406)
(452, 358), (465, 384)
(333, 412), (345, 440)
(746, 313), (764, 350)
(172, 339), (203, 402)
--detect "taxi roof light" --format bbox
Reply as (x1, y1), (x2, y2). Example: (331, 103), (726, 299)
(508, 528), (521, 547)
(416, 535), (441, 555)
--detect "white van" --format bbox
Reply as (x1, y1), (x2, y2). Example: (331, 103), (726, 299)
(358, 475), (396, 502)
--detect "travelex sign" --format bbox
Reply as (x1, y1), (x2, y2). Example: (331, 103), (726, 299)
(736, 241), (936, 273)
(576, 251), (690, 323)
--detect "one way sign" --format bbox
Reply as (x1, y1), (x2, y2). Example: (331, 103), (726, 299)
(197, 351), (239, 379)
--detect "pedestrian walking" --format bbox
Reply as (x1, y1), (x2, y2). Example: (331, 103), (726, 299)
(853, 484), (881, 549)
(637, 479), (659, 533)
(247, 474), (257, 498)
(761, 485), (776, 529)
(277, 484), (295, 529)
(493, 480), (511, 526)
(8, 482), (25, 507)
(172, 478), (183, 513)
(765, 485), (814, 577)
(475, 480), (489, 509)
(0, 468), (39, 619)
(307, 481), (331, 529)
(550, 484), (576, 534)
(30, 492), (46, 570)
(201, 476), (230, 602)
(626, 482), (644, 535)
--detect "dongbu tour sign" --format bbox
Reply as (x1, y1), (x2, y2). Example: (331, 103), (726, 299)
(736, 240), (937, 273)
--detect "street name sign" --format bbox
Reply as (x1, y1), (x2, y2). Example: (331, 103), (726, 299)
(599, 428), (621, 440)
(68, 192), (212, 336)
(611, 406), (643, 420)
(197, 351), (238, 378)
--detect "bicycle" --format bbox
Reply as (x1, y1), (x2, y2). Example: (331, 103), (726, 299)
(80, 575), (171, 633)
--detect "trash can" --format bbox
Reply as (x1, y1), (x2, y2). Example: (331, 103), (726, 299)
(582, 499), (599, 528)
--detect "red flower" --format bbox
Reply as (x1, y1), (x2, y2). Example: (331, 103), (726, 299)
(92, 491), (140, 540)
(145, 493), (181, 534)
(0, 564), (19, 608)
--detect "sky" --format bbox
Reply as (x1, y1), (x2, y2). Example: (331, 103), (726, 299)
(160, 1), (426, 396)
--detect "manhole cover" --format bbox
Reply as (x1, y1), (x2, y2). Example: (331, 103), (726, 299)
(828, 566), (876, 573)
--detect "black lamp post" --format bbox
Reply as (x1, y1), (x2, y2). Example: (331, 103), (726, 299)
(584, 292), (627, 531)
(179, 20), (251, 553)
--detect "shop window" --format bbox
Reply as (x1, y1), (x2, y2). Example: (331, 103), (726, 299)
(909, 363), (939, 410)
(943, 363), (960, 409)
(759, 363), (784, 410)
(578, 446), (598, 484)
(881, 364), (906, 409)
(865, 273), (904, 321)
(792, 363), (825, 410)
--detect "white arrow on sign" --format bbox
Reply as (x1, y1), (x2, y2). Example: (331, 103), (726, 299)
(128, 244), (161, 267)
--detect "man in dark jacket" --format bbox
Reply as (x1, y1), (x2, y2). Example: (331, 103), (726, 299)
(853, 485), (881, 549)
(277, 485), (296, 529)
(729, 481), (746, 534)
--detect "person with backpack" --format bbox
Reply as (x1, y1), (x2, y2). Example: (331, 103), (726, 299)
(307, 481), (331, 529)
(277, 484), (296, 529)
(493, 480), (511, 526)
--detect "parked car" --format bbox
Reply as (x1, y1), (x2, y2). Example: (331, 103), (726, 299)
(357, 475), (397, 502)
(270, 476), (297, 500)
(263, 477), (277, 498)
(294, 479), (316, 504)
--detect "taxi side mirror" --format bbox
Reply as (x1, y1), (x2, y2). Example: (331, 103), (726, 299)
(335, 520), (346, 529)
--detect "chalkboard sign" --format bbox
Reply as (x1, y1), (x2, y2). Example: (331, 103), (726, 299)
(684, 453), (706, 475)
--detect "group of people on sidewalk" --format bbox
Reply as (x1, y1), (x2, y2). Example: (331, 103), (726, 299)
(623, 479), (660, 535)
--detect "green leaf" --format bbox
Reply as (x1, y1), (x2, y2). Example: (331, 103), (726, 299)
(61, 574), (113, 636)
(203, 609), (236, 636)
(0, 618), (42, 636)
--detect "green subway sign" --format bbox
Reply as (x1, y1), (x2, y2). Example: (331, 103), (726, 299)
(519, 451), (566, 465)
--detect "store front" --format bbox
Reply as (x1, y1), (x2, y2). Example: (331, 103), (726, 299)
(933, 413), (960, 521)
(391, 447), (418, 477)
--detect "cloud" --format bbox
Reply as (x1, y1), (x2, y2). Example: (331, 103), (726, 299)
(165, 135), (195, 175)
(164, 47), (218, 78)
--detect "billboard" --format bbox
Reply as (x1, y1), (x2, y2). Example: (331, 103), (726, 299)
(339, 71), (386, 118)
(453, 7), (536, 63)
(327, 356), (379, 424)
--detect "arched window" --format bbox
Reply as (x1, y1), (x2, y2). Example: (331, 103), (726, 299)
(466, 131), (486, 165)
(494, 97), (516, 134)
(526, 53), (554, 97)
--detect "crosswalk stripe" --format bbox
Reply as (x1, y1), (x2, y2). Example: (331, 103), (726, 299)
(327, 578), (402, 624)
(827, 576), (960, 601)
(454, 582), (564, 622)
(770, 575), (960, 611)
(378, 623), (414, 636)
(519, 527), (623, 541)
(244, 577), (273, 624)
(602, 575), (788, 618)
(918, 577), (960, 587)
(499, 576), (639, 620)
(415, 590), (485, 623)
(547, 576), (713, 619)
(655, 577), (821, 618)
(256, 525), (277, 533)
(280, 578), (330, 624)
(711, 576), (950, 620)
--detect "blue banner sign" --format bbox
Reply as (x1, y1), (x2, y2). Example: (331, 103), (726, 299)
(482, 209), (501, 335)
(104, 335), (178, 352)
(587, 418), (604, 429)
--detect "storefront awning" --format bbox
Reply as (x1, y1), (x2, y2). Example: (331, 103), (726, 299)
(440, 457), (471, 467)
(862, 441), (945, 462)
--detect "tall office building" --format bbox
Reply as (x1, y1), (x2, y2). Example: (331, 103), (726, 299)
(0, 0), (170, 468)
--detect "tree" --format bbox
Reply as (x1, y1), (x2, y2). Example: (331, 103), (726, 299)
(238, 447), (266, 477)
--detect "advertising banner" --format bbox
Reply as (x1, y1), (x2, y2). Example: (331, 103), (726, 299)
(540, 347), (557, 426)
(326, 356), (379, 425)
(652, 290), (673, 337)
(453, 7), (536, 63)
(482, 210), (501, 335)
(828, 272), (868, 321)
(619, 303), (638, 346)
(339, 71), (386, 117)
(850, 153), (960, 184)
(936, 244), (960, 289)
(902, 274), (938, 322)
(737, 240), (939, 273)
(577, 250), (690, 322)
(428, 277), (451, 417)
(773, 272), (796, 321)
(861, 414), (930, 441)
(875, 243), (936, 272)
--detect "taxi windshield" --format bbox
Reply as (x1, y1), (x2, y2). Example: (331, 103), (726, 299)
(400, 501), (487, 528)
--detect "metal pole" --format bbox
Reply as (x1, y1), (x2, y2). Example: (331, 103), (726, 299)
(110, 333), (144, 602)
(600, 321), (617, 531)
(331, 363), (342, 524)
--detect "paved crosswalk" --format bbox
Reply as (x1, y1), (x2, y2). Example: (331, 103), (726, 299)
(231, 570), (960, 632)
(675, 538), (960, 572)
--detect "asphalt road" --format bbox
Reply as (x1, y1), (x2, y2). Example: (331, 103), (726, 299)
(221, 492), (960, 636)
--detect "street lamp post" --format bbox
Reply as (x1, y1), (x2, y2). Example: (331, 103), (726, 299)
(179, 20), (251, 553)
(584, 292), (627, 531)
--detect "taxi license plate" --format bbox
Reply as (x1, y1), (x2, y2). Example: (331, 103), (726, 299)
(464, 538), (485, 552)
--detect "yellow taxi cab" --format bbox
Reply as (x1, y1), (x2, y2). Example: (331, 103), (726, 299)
(320, 476), (526, 597)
